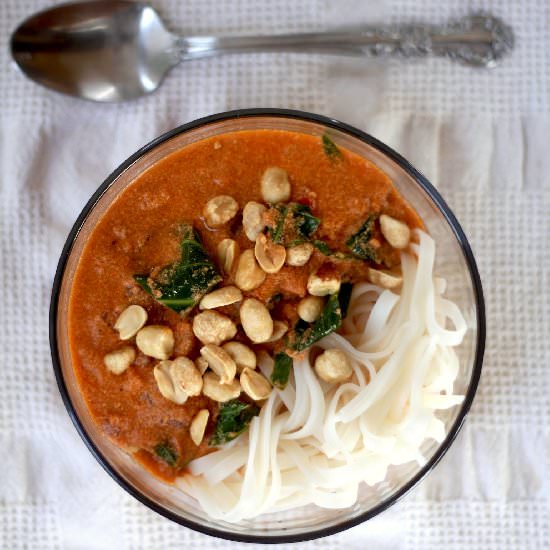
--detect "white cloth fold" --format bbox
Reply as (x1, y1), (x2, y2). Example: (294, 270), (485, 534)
(0, 0), (548, 548)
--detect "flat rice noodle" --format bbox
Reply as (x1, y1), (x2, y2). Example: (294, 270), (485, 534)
(178, 231), (468, 521)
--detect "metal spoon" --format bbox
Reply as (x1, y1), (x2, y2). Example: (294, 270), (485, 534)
(10, 1), (514, 103)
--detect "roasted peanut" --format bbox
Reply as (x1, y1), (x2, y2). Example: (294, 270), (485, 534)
(190, 409), (210, 446)
(254, 234), (286, 274)
(203, 195), (239, 227)
(172, 357), (203, 396)
(243, 201), (267, 241)
(136, 325), (174, 360)
(286, 243), (314, 267)
(240, 367), (272, 401)
(265, 320), (288, 343)
(200, 344), (237, 384)
(260, 167), (291, 203)
(314, 349), (353, 383)
(192, 310), (237, 345)
(240, 298), (274, 343)
(307, 272), (341, 296)
(114, 305), (147, 340)
(222, 341), (257, 373)
(380, 214), (410, 249)
(195, 356), (209, 375)
(367, 268), (403, 289)
(202, 372), (241, 402)
(154, 361), (187, 404)
(234, 249), (266, 291)
(199, 286), (242, 310)
(104, 346), (135, 375)
(297, 295), (325, 323)
(153, 357), (202, 404)
(217, 238), (239, 274)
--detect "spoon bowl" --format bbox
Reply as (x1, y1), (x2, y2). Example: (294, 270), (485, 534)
(11, 1), (176, 101)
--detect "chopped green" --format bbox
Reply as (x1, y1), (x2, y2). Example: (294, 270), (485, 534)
(210, 399), (260, 446)
(154, 442), (178, 467)
(292, 203), (320, 238)
(135, 224), (221, 314)
(269, 203), (320, 246)
(271, 352), (293, 389)
(291, 293), (342, 351)
(313, 240), (333, 255)
(322, 133), (342, 160)
(346, 214), (379, 262)
(270, 204), (288, 244)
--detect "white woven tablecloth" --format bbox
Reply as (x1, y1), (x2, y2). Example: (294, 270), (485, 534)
(1, 0), (548, 548)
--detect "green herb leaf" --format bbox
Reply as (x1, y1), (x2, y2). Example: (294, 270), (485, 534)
(291, 293), (342, 351)
(312, 240), (333, 255)
(269, 203), (320, 246)
(346, 215), (379, 262)
(154, 442), (178, 467)
(288, 284), (353, 352)
(292, 203), (320, 238)
(210, 399), (260, 446)
(271, 352), (293, 389)
(322, 134), (342, 160)
(135, 224), (221, 313)
(270, 204), (288, 244)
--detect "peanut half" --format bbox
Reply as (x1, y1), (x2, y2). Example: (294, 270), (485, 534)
(234, 249), (266, 291)
(114, 305), (147, 340)
(202, 372), (241, 402)
(286, 243), (314, 267)
(104, 346), (136, 375)
(192, 310), (237, 345)
(242, 201), (267, 241)
(217, 238), (239, 274)
(379, 214), (410, 249)
(200, 344), (237, 384)
(190, 409), (210, 446)
(240, 298), (273, 343)
(199, 286), (242, 310)
(136, 325), (174, 360)
(240, 367), (272, 401)
(222, 341), (257, 373)
(297, 295), (325, 323)
(203, 195), (239, 227)
(314, 349), (353, 384)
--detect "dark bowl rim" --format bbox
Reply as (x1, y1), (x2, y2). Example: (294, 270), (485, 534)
(49, 108), (485, 544)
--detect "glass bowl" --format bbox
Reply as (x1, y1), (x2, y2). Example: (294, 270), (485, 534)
(50, 109), (485, 543)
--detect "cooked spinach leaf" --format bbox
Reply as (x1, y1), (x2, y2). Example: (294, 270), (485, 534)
(269, 203), (320, 246)
(271, 352), (293, 389)
(322, 134), (342, 160)
(270, 204), (288, 244)
(346, 215), (379, 262)
(313, 240), (333, 255)
(135, 224), (221, 314)
(291, 293), (342, 351)
(210, 399), (260, 445)
(292, 203), (320, 238)
(154, 442), (178, 467)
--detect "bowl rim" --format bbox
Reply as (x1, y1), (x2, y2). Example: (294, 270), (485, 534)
(49, 108), (485, 544)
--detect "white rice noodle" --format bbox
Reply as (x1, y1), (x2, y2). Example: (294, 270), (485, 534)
(178, 230), (468, 521)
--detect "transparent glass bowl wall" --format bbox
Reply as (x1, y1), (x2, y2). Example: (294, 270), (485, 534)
(51, 110), (484, 543)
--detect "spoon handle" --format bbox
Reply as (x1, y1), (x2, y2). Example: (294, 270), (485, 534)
(177, 14), (513, 68)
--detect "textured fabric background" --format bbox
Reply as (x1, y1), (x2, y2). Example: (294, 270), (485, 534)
(0, 0), (548, 548)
